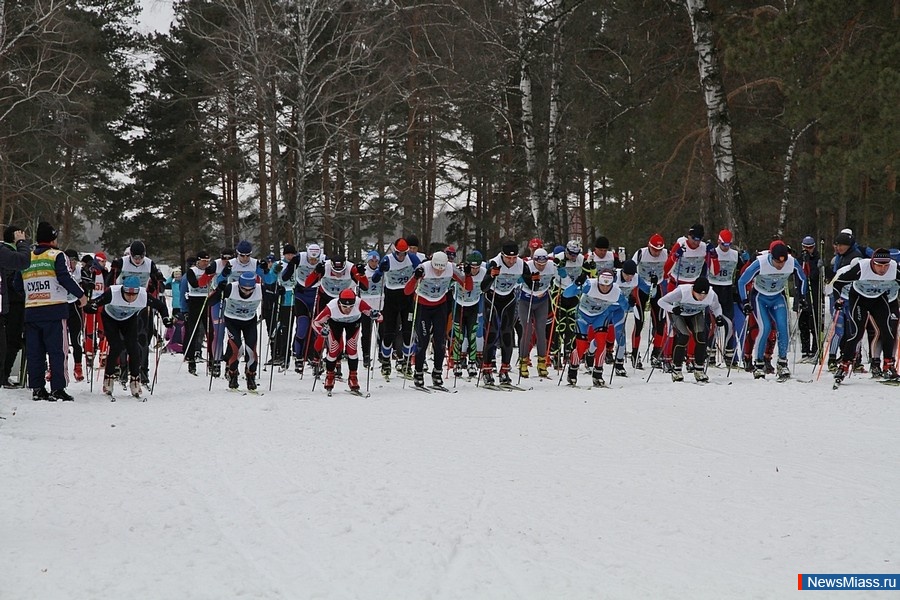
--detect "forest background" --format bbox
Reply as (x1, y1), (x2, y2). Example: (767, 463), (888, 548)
(1, 0), (896, 265)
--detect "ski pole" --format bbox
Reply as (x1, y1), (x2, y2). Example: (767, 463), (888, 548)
(402, 282), (421, 390)
(476, 289), (498, 388)
(299, 290), (321, 379)
(517, 286), (536, 385)
(150, 313), (163, 395)
(180, 292), (210, 373)
(268, 292), (283, 391)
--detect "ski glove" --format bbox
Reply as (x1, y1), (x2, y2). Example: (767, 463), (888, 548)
(413, 266), (425, 280)
(671, 306), (683, 316)
(529, 273), (542, 289)
(673, 245), (685, 259)
(84, 301), (99, 314)
(379, 260), (390, 272)
(315, 262), (326, 276)
(273, 262), (283, 274)
(742, 301), (752, 315)
(355, 262), (365, 274)
(163, 317), (174, 328)
(797, 297), (809, 311)
(574, 273), (588, 287)
(290, 255), (301, 265)
(320, 324), (330, 337)
(715, 315), (726, 327)
(368, 309), (380, 320)
(706, 241), (717, 253)
(583, 260), (596, 272)
(628, 295), (636, 308)
(834, 298), (844, 311)
(649, 273), (659, 286)
(221, 264), (232, 278)
(488, 262), (500, 278)
(462, 263), (475, 276)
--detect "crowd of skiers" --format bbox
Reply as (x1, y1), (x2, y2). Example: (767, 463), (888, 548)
(3, 222), (897, 402)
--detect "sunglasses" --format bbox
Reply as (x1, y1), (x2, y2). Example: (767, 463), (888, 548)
(534, 256), (548, 263)
(338, 299), (355, 306)
(238, 252), (251, 257)
(123, 289), (139, 296)
(690, 236), (703, 242)
(719, 242), (731, 247)
(239, 285), (255, 293)
(221, 255), (233, 260)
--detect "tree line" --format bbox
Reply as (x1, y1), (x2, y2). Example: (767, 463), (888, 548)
(1, 0), (896, 265)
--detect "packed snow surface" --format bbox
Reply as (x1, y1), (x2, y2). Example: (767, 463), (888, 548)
(2, 354), (898, 599)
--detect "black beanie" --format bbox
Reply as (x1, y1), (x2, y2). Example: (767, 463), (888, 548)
(622, 259), (637, 275)
(36, 221), (57, 244)
(689, 224), (705, 240)
(64, 248), (79, 259)
(594, 236), (610, 249)
(405, 234), (420, 248)
(693, 277), (710, 294)
(130, 240), (146, 256)
(282, 243), (297, 255)
(501, 240), (518, 256)
(3, 224), (21, 244)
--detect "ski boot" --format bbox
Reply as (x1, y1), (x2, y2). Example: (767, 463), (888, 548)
(519, 358), (530, 379)
(631, 349), (643, 370)
(294, 358), (303, 374)
(752, 361), (767, 379)
(140, 371), (150, 385)
(453, 361), (464, 378)
(227, 369), (239, 389)
(671, 366), (684, 382)
(347, 370), (360, 392)
(870, 361), (883, 378)
(210, 362), (221, 378)
(362, 356), (370, 370)
(74, 361), (84, 382)
(481, 365), (495, 386)
(743, 356), (754, 372)
(833, 361), (850, 387)
(613, 361), (627, 378)
(51, 388), (74, 402)
(592, 367), (606, 387)
(188, 360), (197, 375)
(882, 366), (899, 383)
(650, 355), (662, 369)
(380, 358), (392, 379)
(129, 377), (142, 398)
(776, 358), (790, 381)
(583, 352), (595, 373)
(498, 364), (512, 386)
(537, 356), (549, 378)
(827, 356), (838, 373)
(466, 362), (479, 379)
(694, 370), (709, 383)
(246, 373), (257, 391)
(431, 370), (443, 388)
(32, 387), (51, 401)
(103, 374), (116, 395)
(323, 369), (335, 391)
(566, 365), (579, 386)
(413, 370), (426, 388)
(605, 347), (615, 365)
(685, 361), (695, 374)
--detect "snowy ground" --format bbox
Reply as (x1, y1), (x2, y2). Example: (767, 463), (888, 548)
(1, 350), (898, 600)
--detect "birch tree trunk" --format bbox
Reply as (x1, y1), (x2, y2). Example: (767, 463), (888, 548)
(776, 120), (816, 238)
(683, 0), (747, 238)
(518, 4), (540, 229)
(545, 2), (564, 240)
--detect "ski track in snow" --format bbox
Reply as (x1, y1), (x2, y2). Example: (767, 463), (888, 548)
(1, 352), (899, 599)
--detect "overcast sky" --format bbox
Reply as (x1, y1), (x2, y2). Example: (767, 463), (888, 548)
(137, 0), (175, 34)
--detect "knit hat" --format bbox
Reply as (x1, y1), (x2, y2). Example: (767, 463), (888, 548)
(94, 251), (107, 262)
(338, 289), (356, 305)
(122, 276), (141, 293)
(196, 250), (210, 260)
(529, 237), (544, 250)
(236, 240), (252, 255)
(871, 248), (893, 265)
(552, 245), (565, 255)
(431, 251), (449, 269)
(467, 251), (483, 263)
(566, 240), (582, 254)
(36, 221), (58, 244)
(693, 277), (710, 294)
(688, 224), (705, 240)
(282, 243), (297, 255)
(594, 236), (610, 250)
(532, 248), (549, 261)
(801, 236), (815, 247)
(770, 244), (789, 260)
(393, 238), (409, 253)
(834, 233), (853, 246)
(306, 243), (322, 258)
(64, 248), (79, 259)
(405, 234), (420, 248)
(648, 234), (665, 250)
(622, 259), (637, 275)
(238, 272), (256, 288)
(3, 224), (21, 244)
(130, 241), (146, 257)
(596, 268), (615, 286)
(366, 249), (380, 261)
(501, 241), (518, 256)
(718, 230), (733, 245)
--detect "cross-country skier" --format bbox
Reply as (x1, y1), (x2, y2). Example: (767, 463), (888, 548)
(216, 271), (263, 391)
(405, 250), (473, 388)
(86, 275), (171, 398)
(517, 248), (559, 379)
(480, 241), (531, 386)
(311, 288), (382, 394)
(831, 248), (900, 385)
(373, 238), (421, 378)
(658, 277), (725, 382)
(450, 251), (486, 379)
(737, 242), (807, 380)
(562, 267), (628, 387)
(631, 234), (668, 368)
